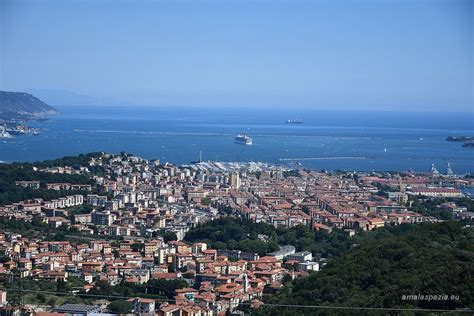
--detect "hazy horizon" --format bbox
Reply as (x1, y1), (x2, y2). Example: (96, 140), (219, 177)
(1, 0), (473, 111)
(43, 102), (474, 115)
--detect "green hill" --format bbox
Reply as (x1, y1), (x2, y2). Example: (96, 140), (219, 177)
(0, 91), (57, 119)
(254, 221), (473, 315)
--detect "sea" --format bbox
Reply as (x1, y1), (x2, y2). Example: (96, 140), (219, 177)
(1, 106), (473, 174)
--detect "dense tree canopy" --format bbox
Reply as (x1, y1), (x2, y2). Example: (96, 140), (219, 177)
(184, 217), (279, 255)
(108, 300), (133, 313)
(0, 153), (106, 205)
(409, 196), (474, 220)
(254, 221), (474, 315)
(153, 230), (178, 243)
(184, 217), (418, 258)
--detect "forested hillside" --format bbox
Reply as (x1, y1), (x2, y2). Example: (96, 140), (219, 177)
(0, 153), (105, 205)
(0, 91), (57, 120)
(253, 221), (473, 315)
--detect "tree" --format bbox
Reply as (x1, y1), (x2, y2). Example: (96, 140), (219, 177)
(47, 298), (56, 307)
(301, 205), (310, 215)
(131, 243), (144, 253)
(211, 241), (227, 250)
(36, 293), (46, 302)
(202, 197), (211, 206)
(146, 278), (188, 299)
(283, 170), (300, 178)
(109, 300), (133, 314)
(377, 190), (389, 199)
(162, 231), (177, 243)
(153, 230), (177, 243)
(282, 274), (292, 284)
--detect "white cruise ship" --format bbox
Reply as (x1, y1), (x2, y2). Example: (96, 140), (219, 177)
(235, 134), (252, 145)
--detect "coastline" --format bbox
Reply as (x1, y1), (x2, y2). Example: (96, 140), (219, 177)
(0, 106), (473, 173)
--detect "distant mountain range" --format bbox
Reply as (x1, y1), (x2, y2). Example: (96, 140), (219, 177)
(25, 89), (101, 106)
(0, 91), (58, 121)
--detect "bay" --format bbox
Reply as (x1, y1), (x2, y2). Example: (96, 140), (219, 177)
(1, 106), (473, 174)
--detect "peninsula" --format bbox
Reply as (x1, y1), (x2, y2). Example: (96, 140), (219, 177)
(0, 91), (58, 137)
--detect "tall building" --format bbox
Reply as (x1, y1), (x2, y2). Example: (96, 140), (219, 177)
(91, 210), (115, 226)
(229, 172), (241, 189)
(0, 290), (6, 306)
(243, 273), (249, 293)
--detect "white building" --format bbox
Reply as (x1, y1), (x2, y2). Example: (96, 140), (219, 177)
(297, 261), (319, 272)
(287, 251), (312, 262)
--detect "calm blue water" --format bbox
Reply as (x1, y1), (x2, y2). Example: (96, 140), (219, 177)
(1, 106), (473, 173)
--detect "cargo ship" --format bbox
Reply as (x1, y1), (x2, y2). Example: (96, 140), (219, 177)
(235, 134), (252, 145)
(286, 120), (303, 124)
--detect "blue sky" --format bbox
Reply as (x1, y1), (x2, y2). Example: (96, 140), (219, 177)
(1, 0), (473, 111)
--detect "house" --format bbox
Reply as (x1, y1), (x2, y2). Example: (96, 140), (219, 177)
(128, 298), (155, 314)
